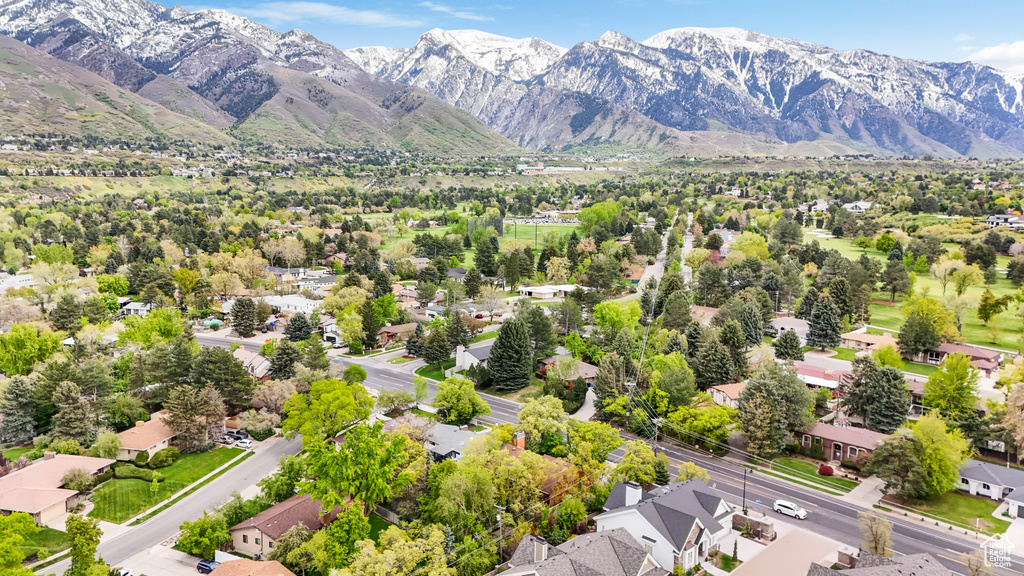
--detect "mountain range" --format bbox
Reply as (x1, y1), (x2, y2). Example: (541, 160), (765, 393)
(1, 0), (1023, 157)
(0, 0), (515, 153)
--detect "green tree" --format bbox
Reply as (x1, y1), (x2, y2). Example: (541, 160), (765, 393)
(676, 461), (712, 483)
(282, 379), (373, 442)
(165, 385), (226, 453)
(976, 289), (1013, 325)
(738, 363), (815, 458)
(270, 340), (302, 379)
(343, 365), (367, 384)
(0, 512), (37, 576)
(177, 512), (230, 559)
(923, 353), (980, 422)
(360, 299), (383, 349)
(797, 287), (819, 320)
(881, 260), (911, 303)
(773, 329), (804, 361)
(898, 312), (941, 358)
(447, 313), (472, 350)
(405, 323), (425, 357)
(807, 294), (842, 350)
(488, 319), (533, 392)
(422, 327), (453, 372)
(518, 303), (556, 357)
(694, 337), (734, 391)
(841, 356), (909, 434)
(231, 297), (257, 337)
(829, 277), (855, 320)
(65, 513), (102, 576)
(302, 422), (409, 515)
(190, 347), (256, 411)
(259, 455), (308, 504)
(320, 506), (371, 568)
(433, 377), (491, 425)
(413, 375), (429, 404)
(0, 323), (63, 376)
(738, 300), (765, 348)
(268, 524), (314, 572)
(285, 312), (314, 342)
(0, 376), (35, 444)
(859, 510), (893, 557)
(952, 264), (984, 297)
(300, 335), (331, 372)
(517, 396), (567, 448)
(53, 381), (91, 443)
(864, 434), (928, 500)
(614, 441), (658, 486)
(914, 414), (971, 498)
(50, 293), (84, 334)
(92, 431), (121, 459)
(463, 267), (482, 299)
(338, 525), (453, 576)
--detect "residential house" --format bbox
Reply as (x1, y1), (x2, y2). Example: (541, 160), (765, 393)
(229, 494), (340, 558)
(798, 199), (831, 215)
(986, 214), (1024, 229)
(0, 453), (115, 524)
(841, 201), (874, 214)
(806, 552), (952, 576)
(595, 479), (734, 571)
(117, 301), (153, 319)
(261, 295), (320, 316)
(795, 363), (852, 391)
(690, 306), (720, 327)
(424, 305), (447, 319)
(904, 343), (1002, 377)
(503, 433), (575, 504)
(324, 252), (347, 266)
(771, 317), (810, 345)
(734, 531), (838, 576)
(709, 382), (747, 410)
(377, 323), (417, 348)
(958, 459), (1024, 514)
(295, 275), (337, 291)
(799, 422), (889, 462)
(116, 413), (176, 461)
(447, 268), (467, 282)
(455, 343), (495, 370)
(839, 331), (899, 352)
(210, 560), (296, 576)
(233, 348), (271, 381)
(536, 354), (599, 385)
(504, 529), (669, 576)
(423, 423), (477, 462)
(404, 257), (431, 271)
(518, 284), (581, 299)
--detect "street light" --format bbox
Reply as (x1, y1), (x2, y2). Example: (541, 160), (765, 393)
(742, 468), (752, 516)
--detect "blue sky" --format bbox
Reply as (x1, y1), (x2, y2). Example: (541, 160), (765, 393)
(183, 0), (1024, 72)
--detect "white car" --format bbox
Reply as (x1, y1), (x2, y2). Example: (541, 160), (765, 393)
(773, 499), (807, 520)
(234, 438), (253, 449)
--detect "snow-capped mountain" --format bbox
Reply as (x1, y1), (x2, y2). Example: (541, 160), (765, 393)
(349, 26), (1024, 157)
(0, 0), (514, 152)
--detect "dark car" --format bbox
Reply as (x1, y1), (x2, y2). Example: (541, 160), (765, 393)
(224, 429), (248, 440)
(197, 559), (219, 574)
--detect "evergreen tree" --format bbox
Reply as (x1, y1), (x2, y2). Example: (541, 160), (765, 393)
(463, 267), (482, 299)
(694, 337), (734, 391)
(489, 318), (533, 392)
(797, 288), (818, 320)
(52, 381), (91, 443)
(718, 320), (748, 380)
(807, 294), (842, 350)
(683, 323), (704, 366)
(773, 329), (804, 361)
(476, 236), (499, 277)
(898, 312), (940, 357)
(446, 313), (471, 350)
(881, 260), (910, 303)
(269, 341), (301, 379)
(566, 231), (580, 268)
(285, 312), (313, 342)
(190, 347), (256, 411)
(405, 323), (425, 357)
(0, 376), (35, 444)
(841, 357), (910, 434)
(49, 293), (84, 334)
(738, 300), (765, 347)
(504, 251), (521, 288)
(301, 335), (331, 372)
(371, 272), (391, 299)
(422, 327), (453, 371)
(828, 278), (855, 320)
(232, 297), (257, 337)
(654, 457), (670, 485)
(519, 303), (556, 358)
(360, 299), (383, 349)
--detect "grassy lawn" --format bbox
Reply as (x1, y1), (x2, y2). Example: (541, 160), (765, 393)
(2, 446), (32, 460)
(471, 331), (499, 343)
(410, 408), (440, 421)
(368, 513), (394, 542)
(388, 356), (417, 365)
(902, 362), (940, 377)
(487, 377), (547, 403)
(719, 554), (740, 573)
(90, 447), (244, 524)
(414, 359), (456, 381)
(19, 527), (70, 560)
(772, 457), (858, 493)
(832, 348), (858, 361)
(905, 492), (1011, 534)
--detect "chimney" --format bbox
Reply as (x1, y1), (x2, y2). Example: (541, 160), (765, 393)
(43, 451), (55, 460)
(533, 537), (548, 562)
(512, 431), (526, 450)
(624, 480), (642, 506)
(135, 420), (146, 427)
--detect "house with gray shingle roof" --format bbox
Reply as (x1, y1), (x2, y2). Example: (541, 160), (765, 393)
(423, 423), (477, 462)
(806, 552), (952, 576)
(505, 529), (669, 576)
(595, 480), (733, 571)
(958, 459), (1024, 513)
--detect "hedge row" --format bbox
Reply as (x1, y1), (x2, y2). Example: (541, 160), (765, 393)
(113, 463), (164, 482)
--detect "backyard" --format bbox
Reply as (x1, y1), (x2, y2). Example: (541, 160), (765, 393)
(89, 447), (244, 523)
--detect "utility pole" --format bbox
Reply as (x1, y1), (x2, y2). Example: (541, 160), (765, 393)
(494, 504), (507, 563)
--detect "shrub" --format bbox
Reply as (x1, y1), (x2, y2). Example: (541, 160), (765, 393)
(61, 467), (96, 491)
(33, 435), (53, 449)
(245, 428), (275, 442)
(148, 447), (181, 469)
(114, 463), (164, 482)
(817, 465), (834, 477)
(50, 439), (84, 455)
(134, 450), (150, 466)
(94, 469), (114, 484)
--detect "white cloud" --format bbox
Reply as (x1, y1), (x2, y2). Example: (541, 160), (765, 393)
(968, 41), (1024, 73)
(231, 1), (423, 27)
(954, 33), (973, 42)
(418, 2), (494, 21)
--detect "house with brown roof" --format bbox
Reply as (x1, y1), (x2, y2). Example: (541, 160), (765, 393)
(0, 453), (114, 524)
(229, 494), (342, 558)
(839, 331), (899, 352)
(210, 559), (296, 576)
(799, 422), (889, 462)
(709, 382), (747, 409)
(503, 432), (575, 505)
(117, 413), (177, 461)
(376, 322), (417, 348)
(904, 343), (1002, 377)
(806, 552), (952, 576)
(537, 354), (599, 386)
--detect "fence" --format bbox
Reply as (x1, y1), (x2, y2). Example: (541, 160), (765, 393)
(375, 504), (400, 524)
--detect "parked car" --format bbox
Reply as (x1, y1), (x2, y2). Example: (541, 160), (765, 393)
(225, 429), (249, 440)
(197, 559), (219, 574)
(234, 438), (253, 449)
(772, 499), (807, 520)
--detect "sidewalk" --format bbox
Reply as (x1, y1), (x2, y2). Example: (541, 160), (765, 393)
(839, 476), (884, 508)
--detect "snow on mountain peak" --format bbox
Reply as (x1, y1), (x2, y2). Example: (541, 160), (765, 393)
(643, 27), (824, 55)
(415, 28), (566, 81)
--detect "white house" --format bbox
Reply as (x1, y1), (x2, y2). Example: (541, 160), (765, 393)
(595, 480), (734, 571)
(517, 284), (583, 299)
(454, 344), (495, 371)
(233, 348), (271, 381)
(771, 317), (810, 345)
(959, 459), (1024, 515)
(841, 201), (874, 214)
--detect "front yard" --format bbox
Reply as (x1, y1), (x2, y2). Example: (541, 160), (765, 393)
(414, 359), (456, 381)
(19, 527), (70, 562)
(89, 447), (244, 523)
(899, 491), (1011, 534)
(771, 457), (859, 494)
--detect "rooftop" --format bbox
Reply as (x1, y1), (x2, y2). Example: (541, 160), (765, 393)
(210, 559), (296, 576)
(505, 528), (668, 576)
(710, 381), (747, 400)
(804, 422), (889, 449)
(230, 494), (337, 540)
(959, 459), (1024, 488)
(734, 530), (836, 576)
(118, 414), (176, 450)
(806, 552), (951, 576)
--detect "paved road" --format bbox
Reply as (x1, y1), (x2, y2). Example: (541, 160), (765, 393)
(45, 437), (302, 574)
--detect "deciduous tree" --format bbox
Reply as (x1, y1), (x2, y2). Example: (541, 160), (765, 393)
(433, 377), (490, 425)
(282, 379), (373, 442)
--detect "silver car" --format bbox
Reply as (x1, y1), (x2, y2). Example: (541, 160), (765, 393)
(773, 499), (808, 519)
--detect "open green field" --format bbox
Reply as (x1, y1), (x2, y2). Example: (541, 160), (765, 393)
(804, 231), (1023, 351)
(89, 447), (243, 523)
(772, 457), (859, 493)
(903, 491), (1011, 534)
